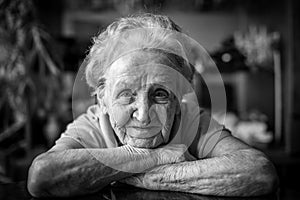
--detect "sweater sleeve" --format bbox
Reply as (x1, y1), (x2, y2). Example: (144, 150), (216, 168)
(179, 95), (231, 159)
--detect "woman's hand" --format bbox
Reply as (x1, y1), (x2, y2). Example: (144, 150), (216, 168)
(119, 144), (196, 189)
(155, 144), (189, 165)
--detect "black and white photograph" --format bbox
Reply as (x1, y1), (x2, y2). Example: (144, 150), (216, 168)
(0, 0), (299, 199)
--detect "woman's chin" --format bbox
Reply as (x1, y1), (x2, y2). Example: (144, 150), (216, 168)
(124, 134), (164, 149)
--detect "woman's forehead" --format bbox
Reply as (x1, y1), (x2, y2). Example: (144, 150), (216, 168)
(108, 63), (177, 89)
(119, 51), (173, 67)
(102, 50), (193, 99)
(107, 51), (177, 79)
(105, 52), (180, 91)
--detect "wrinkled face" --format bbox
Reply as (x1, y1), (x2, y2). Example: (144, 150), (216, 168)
(101, 51), (181, 148)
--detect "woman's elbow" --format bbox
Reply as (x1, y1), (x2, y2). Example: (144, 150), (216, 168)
(27, 155), (52, 197)
(264, 165), (279, 194)
(257, 157), (279, 195)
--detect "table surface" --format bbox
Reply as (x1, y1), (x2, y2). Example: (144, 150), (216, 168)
(0, 181), (279, 200)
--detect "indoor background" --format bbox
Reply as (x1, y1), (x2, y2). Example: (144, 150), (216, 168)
(0, 0), (299, 199)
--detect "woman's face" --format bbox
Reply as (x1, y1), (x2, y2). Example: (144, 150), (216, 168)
(101, 51), (181, 148)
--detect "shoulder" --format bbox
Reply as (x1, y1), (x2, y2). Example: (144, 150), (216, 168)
(180, 94), (231, 158)
(53, 105), (117, 149)
(65, 105), (102, 134)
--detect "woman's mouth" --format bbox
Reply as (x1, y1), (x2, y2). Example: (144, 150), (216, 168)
(126, 126), (161, 139)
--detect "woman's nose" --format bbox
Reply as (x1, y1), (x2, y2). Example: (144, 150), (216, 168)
(132, 95), (152, 125)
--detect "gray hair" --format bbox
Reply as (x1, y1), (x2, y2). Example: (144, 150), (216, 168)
(85, 13), (192, 96)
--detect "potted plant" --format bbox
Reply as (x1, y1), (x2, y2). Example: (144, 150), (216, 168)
(0, 0), (62, 177)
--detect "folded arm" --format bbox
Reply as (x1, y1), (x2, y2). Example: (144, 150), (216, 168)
(27, 143), (186, 197)
(121, 136), (278, 196)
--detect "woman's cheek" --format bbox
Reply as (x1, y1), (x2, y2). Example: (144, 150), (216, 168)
(156, 105), (173, 136)
(110, 105), (132, 128)
(156, 102), (177, 126)
(156, 103), (177, 140)
(154, 104), (168, 126)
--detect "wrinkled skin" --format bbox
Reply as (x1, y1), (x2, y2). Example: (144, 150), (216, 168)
(100, 51), (182, 148)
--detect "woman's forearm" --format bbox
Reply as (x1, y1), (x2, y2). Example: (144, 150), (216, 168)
(27, 146), (157, 197)
(123, 149), (278, 196)
(27, 144), (187, 197)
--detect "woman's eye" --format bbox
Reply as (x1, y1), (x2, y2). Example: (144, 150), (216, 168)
(153, 89), (169, 104)
(120, 90), (132, 97)
(118, 90), (134, 104)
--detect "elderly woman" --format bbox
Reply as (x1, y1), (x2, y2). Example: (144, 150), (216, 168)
(27, 14), (278, 197)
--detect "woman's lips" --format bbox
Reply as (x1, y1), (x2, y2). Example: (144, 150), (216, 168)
(126, 126), (161, 139)
(130, 126), (158, 130)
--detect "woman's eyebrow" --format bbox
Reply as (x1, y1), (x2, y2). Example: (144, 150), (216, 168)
(113, 81), (130, 90)
(112, 80), (137, 94)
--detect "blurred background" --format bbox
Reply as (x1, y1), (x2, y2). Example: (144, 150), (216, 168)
(0, 0), (299, 198)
